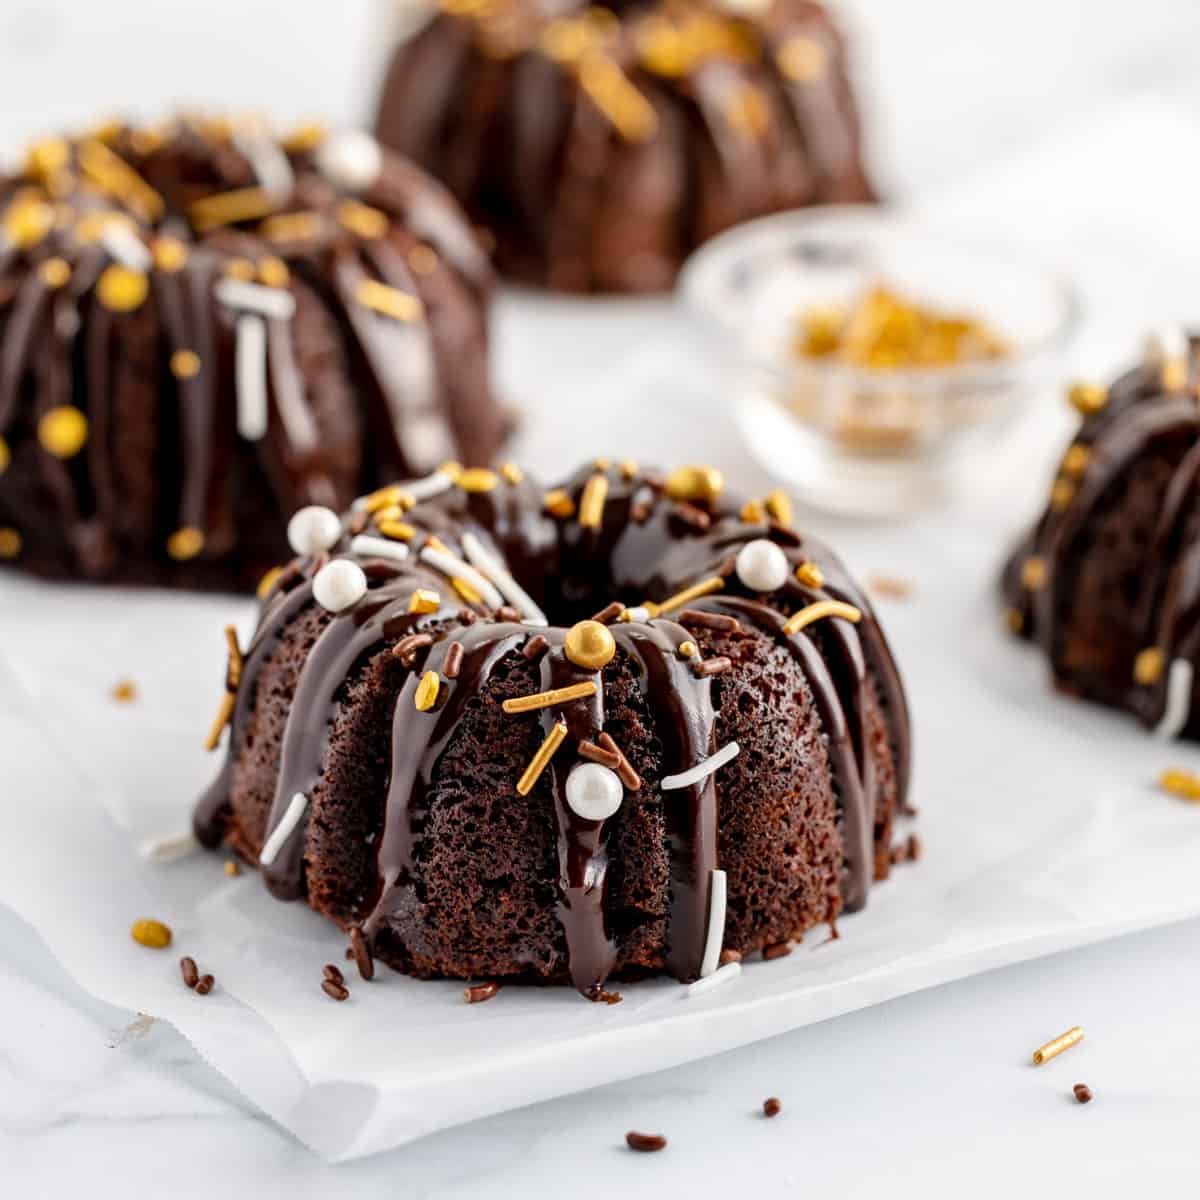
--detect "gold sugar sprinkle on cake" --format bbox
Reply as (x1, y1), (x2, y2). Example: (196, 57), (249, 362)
(38, 405), (89, 458)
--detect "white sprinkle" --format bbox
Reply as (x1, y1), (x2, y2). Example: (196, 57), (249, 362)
(685, 960), (741, 999)
(287, 505), (342, 556)
(315, 129), (384, 192)
(101, 224), (152, 272)
(313, 558), (368, 612)
(1155, 657), (1194, 740)
(419, 545), (504, 609)
(461, 531), (548, 625)
(138, 830), (198, 864)
(350, 534), (410, 563)
(405, 471), (454, 502)
(259, 792), (308, 868)
(624, 606), (651, 624)
(565, 762), (624, 822)
(232, 125), (295, 201)
(661, 741), (740, 791)
(235, 313), (269, 441)
(215, 278), (297, 321)
(736, 538), (790, 593)
(698, 869), (727, 978)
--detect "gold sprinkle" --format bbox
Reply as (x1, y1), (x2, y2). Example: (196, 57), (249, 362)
(438, 460), (464, 482)
(152, 237), (189, 273)
(868, 574), (915, 600)
(1067, 381), (1108, 416)
(408, 588), (441, 614)
(224, 257), (257, 281)
(577, 52), (659, 142)
(502, 680), (598, 714)
(281, 121), (328, 152)
(414, 670), (442, 712)
(0, 436), (9, 475)
(356, 278), (423, 322)
(1158, 767), (1200, 801)
(39, 257), (71, 289)
(794, 561), (825, 589)
(378, 519), (416, 542)
(579, 473), (609, 530)
(337, 199), (390, 240)
(170, 349), (202, 380)
(3, 199), (54, 248)
(38, 405), (89, 458)
(1049, 479), (1075, 512)
(167, 526), (205, 562)
(650, 575), (725, 619)
(594, 457), (611, 471)
(361, 484), (403, 513)
(740, 499), (766, 523)
(620, 459), (639, 480)
(0, 527), (22, 558)
(765, 488), (794, 529)
(1133, 646), (1165, 686)
(425, 535), (449, 553)
(1020, 556), (1047, 591)
(459, 467), (499, 493)
(96, 264), (149, 313)
(782, 599), (862, 636)
(777, 35), (828, 82)
(258, 257), (290, 288)
(544, 489), (575, 518)
(564, 620), (616, 670)
(500, 462), (525, 485)
(723, 83), (770, 140)
(452, 576), (482, 605)
(204, 692), (235, 753)
(25, 137), (69, 178)
(678, 640), (697, 659)
(111, 679), (138, 703)
(664, 464), (724, 504)
(407, 244), (439, 275)
(1061, 443), (1091, 478)
(77, 140), (164, 222)
(516, 720), (568, 796)
(130, 919), (172, 949)
(256, 566), (282, 599)
(260, 211), (324, 243)
(224, 859), (241, 877)
(190, 187), (278, 232)
(1032, 1026), (1083, 1066)
(1005, 607), (1025, 635)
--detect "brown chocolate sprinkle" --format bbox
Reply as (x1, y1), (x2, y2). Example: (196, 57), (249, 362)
(694, 655), (732, 678)
(1073, 1083), (1093, 1104)
(626, 1131), (667, 1153)
(464, 981), (500, 1004)
(598, 731), (641, 791)
(673, 501), (711, 531)
(890, 834), (922, 865)
(678, 609), (741, 633)
(195, 974), (214, 996)
(578, 739), (622, 770)
(393, 632), (434, 666)
(111, 679), (138, 703)
(457, 608), (479, 625)
(763, 1097), (782, 1118)
(763, 941), (793, 961)
(180, 956), (199, 989)
(323, 964), (345, 986)
(593, 988), (623, 1005)
(322, 979), (350, 1002)
(345, 947), (355, 961)
(907, 833), (922, 861)
(522, 634), (550, 661)
(591, 600), (625, 625)
(443, 640), (465, 679)
(496, 604), (522, 623)
(350, 926), (375, 981)
(719, 948), (742, 966)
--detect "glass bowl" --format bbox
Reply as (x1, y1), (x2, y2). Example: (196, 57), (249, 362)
(678, 207), (1080, 517)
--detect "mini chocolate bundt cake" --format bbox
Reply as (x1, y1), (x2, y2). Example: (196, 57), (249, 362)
(374, 0), (875, 293)
(196, 459), (912, 998)
(1002, 329), (1200, 739)
(0, 116), (505, 590)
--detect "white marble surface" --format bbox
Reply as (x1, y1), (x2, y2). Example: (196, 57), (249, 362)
(4, 1), (1200, 1193)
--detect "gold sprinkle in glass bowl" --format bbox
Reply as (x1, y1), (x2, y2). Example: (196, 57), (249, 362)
(679, 207), (1080, 517)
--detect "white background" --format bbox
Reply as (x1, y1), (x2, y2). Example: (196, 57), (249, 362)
(4, 1), (1200, 1194)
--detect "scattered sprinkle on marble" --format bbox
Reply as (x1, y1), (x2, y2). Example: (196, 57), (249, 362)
(111, 678), (138, 703)
(138, 831), (197, 864)
(763, 1097), (782, 1118)
(625, 1131), (667, 1153)
(131, 919), (172, 949)
(1033, 1026), (1083, 1065)
(1073, 1083), (1093, 1104)
(322, 978), (350, 1002)
(464, 982), (500, 1004)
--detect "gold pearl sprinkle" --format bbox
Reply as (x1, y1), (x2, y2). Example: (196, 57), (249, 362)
(1067, 381), (1108, 416)
(258, 257), (290, 288)
(1049, 479), (1075, 512)
(3, 200), (55, 248)
(516, 720), (568, 797)
(38, 405), (89, 458)
(777, 35), (828, 82)
(620, 459), (639, 480)
(408, 588), (441, 614)
(337, 199), (390, 240)
(1133, 646), (1165, 686)
(765, 488), (794, 528)
(782, 600), (862, 637)
(1158, 767), (1200, 801)
(500, 462), (525, 486)
(39, 257), (71, 289)
(678, 640), (697, 659)
(1032, 1026), (1083, 1066)
(1005, 607), (1025, 635)
(224, 257), (256, 281)
(794, 561), (824, 589)
(438, 460), (464, 482)
(131, 919), (172, 949)
(97, 264), (149, 313)
(170, 349), (202, 380)
(564, 620), (616, 670)
(1061, 443), (1091, 477)
(452, 576), (483, 605)
(502, 681), (598, 714)
(281, 121), (328, 152)
(25, 137), (69, 178)
(740, 499), (766, 523)
(459, 467), (499, 493)
(579, 472), (609, 530)
(594, 457), (611, 471)
(256, 566), (282, 600)
(152, 237), (189, 273)
(167, 526), (205, 562)
(0, 527), (22, 558)
(665, 464), (724, 504)
(356, 278), (423, 323)
(414, 670), (442, 712)
(378, 519), (416, 542)
(544, 489), (575, 518)
(407, 244), (439, 275)
(1020, 556), (1047, 591)
(0, 436), (9, 475)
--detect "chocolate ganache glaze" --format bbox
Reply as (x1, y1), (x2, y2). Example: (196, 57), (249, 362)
(196, 459), (912, 997)
(0, 115), (504, 590)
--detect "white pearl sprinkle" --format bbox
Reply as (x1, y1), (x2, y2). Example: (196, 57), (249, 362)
(564, 762), (624, 822)
(315, 130), (383, 192)
(312, 559), (367, 613)
(287, 505), (342, 557)
(735, 539), (789, 593)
